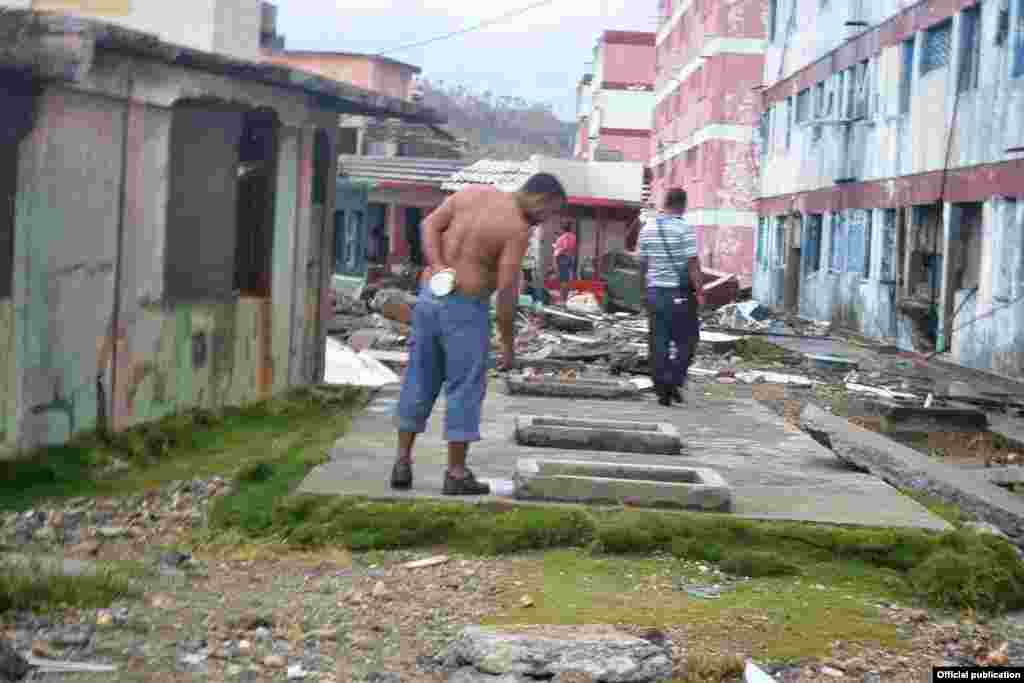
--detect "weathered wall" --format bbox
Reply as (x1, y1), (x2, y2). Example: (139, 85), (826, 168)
(602, 38), (655, 85)
(6, 51), (337, 449)
(263, 53), (415, 101)
(0, 299), (13, 445)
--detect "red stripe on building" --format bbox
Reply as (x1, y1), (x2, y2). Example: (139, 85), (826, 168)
(601, 81), (655, 91)
(763, 0), (977, 106)
(375, 180), (439, 191)
(604, 31), (656, 46)
(598, 128), (651, 138)
(757, 159), (1024, 214)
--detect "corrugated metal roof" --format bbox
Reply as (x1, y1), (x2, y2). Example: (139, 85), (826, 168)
(339, 155), (470, 188)
(440, 158), (540, 193)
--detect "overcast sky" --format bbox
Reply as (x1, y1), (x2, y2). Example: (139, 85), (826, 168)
(275, 1), (655, 121)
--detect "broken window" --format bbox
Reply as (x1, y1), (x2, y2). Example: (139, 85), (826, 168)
(757, 218), (770, 268)
(804, 214), (823, 273)
(863, 211), (874, 279)
(845, 210), (869, 276)
(900, 38), (915, 114)
(312, 129), (331, 207)
(234, 109), (280, 297)
(881, 209), (898, 282)
(829, 213), (846, 272)
(785, 97), (793, 150)
(951, 202), (984, 293)
(907, 205), (944, 301)
(853, 60), (872, 118)
(1014, 0), (1024, 76)
(996, 0), (1010, 46)
(759, 111), (770, 159)
(795, 88), (811, 123)
(774, 218), (786, 267)
(959, 4), (982, 92)
(367, 203), (389, 265)
(921, 19), (953, 75)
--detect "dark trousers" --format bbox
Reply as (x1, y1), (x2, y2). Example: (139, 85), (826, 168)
(647, 287), (699, 388)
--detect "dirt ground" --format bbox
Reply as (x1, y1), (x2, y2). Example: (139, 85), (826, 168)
(848, 416), (1022, 469)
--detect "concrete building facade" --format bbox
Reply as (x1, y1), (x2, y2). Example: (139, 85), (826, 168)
(0, 9), (436, 453)
(2, 0), (265, 61)
(752, 0), (1024, 382)
(573, 31), (656, 164)
(648, 0), (767, 286)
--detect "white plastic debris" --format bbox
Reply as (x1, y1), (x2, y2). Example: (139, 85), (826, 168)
(736, 371), (814, 387)
(324, 338), (400, 388)
(744, 659), (775, 683)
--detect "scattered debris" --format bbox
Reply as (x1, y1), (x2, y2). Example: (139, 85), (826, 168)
(744, 659), (775, 683)
(401, 556), (450, 570)
(324, 339), (400, 388)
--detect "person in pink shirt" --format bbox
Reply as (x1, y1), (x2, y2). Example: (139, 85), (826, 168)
(553, 223), (577, 305)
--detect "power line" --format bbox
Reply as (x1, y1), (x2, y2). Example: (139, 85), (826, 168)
(376, 0), (558, 56)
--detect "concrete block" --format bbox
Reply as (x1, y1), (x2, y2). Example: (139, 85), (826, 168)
(514, 415), (682, 455)
(505, 375), (639, 400)
(800, 403), (1024, 548)
(514, 458), (731, 511)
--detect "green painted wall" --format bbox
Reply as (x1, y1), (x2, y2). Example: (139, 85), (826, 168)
(0, 299), (14, 445)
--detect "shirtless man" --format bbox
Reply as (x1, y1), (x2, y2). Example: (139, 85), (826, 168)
(390, 173), (567, 495)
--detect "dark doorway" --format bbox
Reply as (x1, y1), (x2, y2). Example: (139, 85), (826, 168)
(405, 207), (424, 266)
(0, 72), (39, 300)
(234, 108), (280, 297)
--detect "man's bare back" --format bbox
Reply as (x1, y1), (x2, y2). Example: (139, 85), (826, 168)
(420, 185), (531, 299)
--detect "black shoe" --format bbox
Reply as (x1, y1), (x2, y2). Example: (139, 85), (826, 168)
(671, 387), (684, 404)
(655, 385), (672, 407)
(442, 469), (491, 496)
(390, 459), (412, 490)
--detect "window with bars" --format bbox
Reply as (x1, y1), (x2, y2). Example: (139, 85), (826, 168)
(795, 88), (811, 123)
(758, 219), (770, 268)
(814, 82), (826, 118)
(921, 19), (953, 75)
(900, 38), (915, 114)
(829, 214), (846, 272)
(769, 0), (779, 41)
(853, 60), (871, 118)
(774, 219), (786, 267)
(959, 4), (982, 92)
(759, 111), (771, 158)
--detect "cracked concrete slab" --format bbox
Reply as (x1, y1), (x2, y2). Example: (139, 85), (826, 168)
(299, 381), (950, 532)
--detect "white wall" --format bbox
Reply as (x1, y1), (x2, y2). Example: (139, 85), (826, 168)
(595, 89), (655, 131)
(535, 157), (645, 203)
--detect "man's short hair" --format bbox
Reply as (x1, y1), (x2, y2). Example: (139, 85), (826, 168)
(521, 173), (567, 200)
(665, 188), (687, 212)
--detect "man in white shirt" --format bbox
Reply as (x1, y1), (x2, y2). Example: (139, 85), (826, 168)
(637, 188), (704, 406)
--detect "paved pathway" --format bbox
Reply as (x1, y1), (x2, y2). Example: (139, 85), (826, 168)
(300, 379), (949, 532)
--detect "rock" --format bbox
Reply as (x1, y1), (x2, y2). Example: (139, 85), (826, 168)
(95, 610), (114, 627)
(287, 664), (309, 680)
(0, 638), (30, 682)
(366, 673), (402, 683)
(372, 581), (389, 599)
(77, 541), (101, 557)
(97, 526), (127, 539)
(235, 613), (275, 631)
(264, 655), (287, 669)
(821, 665), (844, 678)
(238, 639), (253, 654)
(159, 551), (192, 570)
(519, 596), (535, 608)
(448, 669), (531, 683)
(445, 626), (673, 682)
(49, 624), (94, 647)
(30, 640), (54, 659)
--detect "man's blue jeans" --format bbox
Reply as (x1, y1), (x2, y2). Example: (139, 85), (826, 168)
(395, 287), (491, 442)
(647, 287), (699, 387)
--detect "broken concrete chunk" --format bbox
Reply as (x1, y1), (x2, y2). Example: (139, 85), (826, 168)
(0, 638), (30, 682)
(444, 626), (673, 683)
(514, 415), (682, 456)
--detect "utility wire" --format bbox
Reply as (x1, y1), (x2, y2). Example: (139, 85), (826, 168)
(376, 0), (558, 56)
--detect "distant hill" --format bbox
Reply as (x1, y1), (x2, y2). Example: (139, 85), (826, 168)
(419, 79), (576, 161)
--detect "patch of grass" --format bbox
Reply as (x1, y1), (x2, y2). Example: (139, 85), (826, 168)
(485, 550), (909, 661)
(0, 385), (365, 512)
(0, 560), (138, 613)
(910, 530), (1024, 613)
(720, 551), (799, 578)
(902, 491), (966, 527)
(735, 338), (793, 364)
(675, 654), (746, 683)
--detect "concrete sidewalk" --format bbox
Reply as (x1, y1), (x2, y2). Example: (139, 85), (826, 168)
(299, 380), (950, 532)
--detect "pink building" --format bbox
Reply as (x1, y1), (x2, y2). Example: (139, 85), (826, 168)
(574, 31), (656, 164)
(649, 0), (766, 286)
(261, 50), (420, 101)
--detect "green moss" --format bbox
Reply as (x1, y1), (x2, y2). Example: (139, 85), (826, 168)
(735, 338), (792, 364)
(720, 551), (800, 578)
(0, 385), (365, 512)
(910, 532), (1024, 612)
(483, 550), (909, 661)
(0, 560), (138, 614)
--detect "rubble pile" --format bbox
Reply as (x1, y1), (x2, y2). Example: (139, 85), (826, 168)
(706, 301), (832, 337)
